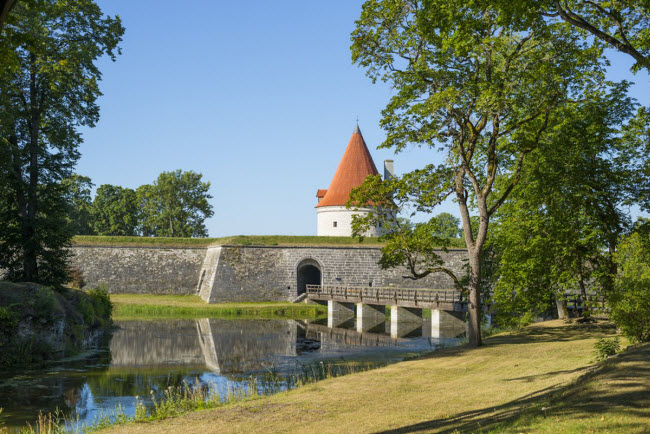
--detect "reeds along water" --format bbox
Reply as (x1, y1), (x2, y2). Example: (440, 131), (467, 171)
(9, 360), (386, 433)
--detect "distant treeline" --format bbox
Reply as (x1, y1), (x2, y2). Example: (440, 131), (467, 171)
(64, 169), (213, 238)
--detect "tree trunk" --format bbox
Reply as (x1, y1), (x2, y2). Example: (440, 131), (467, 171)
(578, 272), (589, 318)
(555, 297), (568, 320)
(23, 56), (39, 281)
(467, 249), (482, 346)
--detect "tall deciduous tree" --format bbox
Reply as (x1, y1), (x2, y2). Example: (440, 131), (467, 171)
(489, 84), (638, 325)
(91, 185), (138, 236)
(62, 174), (95, 236)
(0, 0), (123, 284)
(350, 0), (601, 346)
(137, 170), (213, 238)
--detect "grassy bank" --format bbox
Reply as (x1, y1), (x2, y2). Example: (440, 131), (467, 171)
(72, 235), (385, 248)
(73, 235), (466, 249)
(110, 294), (326, 320)
(97, 320), (649, 434)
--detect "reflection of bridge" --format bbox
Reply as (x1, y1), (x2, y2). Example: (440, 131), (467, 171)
(306, 285), (467, 339)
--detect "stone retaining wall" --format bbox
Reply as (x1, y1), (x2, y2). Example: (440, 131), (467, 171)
(70, 244), (467, 302)
(70, 246), (205, 295)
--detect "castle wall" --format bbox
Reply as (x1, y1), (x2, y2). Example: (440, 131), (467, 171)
(70, 244), (467, 302)
(197, 245), (467, 303)
(69, 245), (205, 295)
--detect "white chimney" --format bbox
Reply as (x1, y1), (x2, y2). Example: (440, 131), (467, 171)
(384, 159), (394, 181)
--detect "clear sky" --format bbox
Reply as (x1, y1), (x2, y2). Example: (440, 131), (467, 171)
(79, 1), (650, 237)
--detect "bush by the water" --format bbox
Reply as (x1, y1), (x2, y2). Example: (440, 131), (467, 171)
(611, 232), (650, 343)
(0, 282), (112, 369)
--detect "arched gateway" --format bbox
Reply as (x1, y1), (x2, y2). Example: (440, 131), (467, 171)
(296, 258), (322, 295)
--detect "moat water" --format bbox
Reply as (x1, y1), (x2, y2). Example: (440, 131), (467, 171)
(0, 318), (465, 430)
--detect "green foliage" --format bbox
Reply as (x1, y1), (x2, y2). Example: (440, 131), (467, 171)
(61, 174), (95, 235)
(351, 0), (603, 345)
(496, 1), (650, 72)
(137, 170), (214, 237)
(87, 285), (113, 326)
(430, 213), (461, 238)
(0, 305), (19, 333)
(611, 231), (650, 342)
(92, 184), (139, 236)
(594, 337), (620, 361)
(489, 86), (637, 325)
(0, 0), (124, 284)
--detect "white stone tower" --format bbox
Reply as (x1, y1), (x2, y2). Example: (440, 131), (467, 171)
(316, 125), (391, 237)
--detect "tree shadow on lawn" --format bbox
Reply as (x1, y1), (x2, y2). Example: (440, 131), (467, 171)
(377, 343), (650, 434)
(420, 321), (617, 361)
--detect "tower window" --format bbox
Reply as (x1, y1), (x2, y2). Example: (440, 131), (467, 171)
(333, 221), (337, 228)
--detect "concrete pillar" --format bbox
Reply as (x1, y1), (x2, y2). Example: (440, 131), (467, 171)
(431, 309), (466, 339)
(356, 303), (386, 333)
(390, 306), (422, 324)
(327, 300), (354, 328)
(390, 306), (422, 338)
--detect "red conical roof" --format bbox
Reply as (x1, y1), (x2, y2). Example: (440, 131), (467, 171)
(316, 125), (378, 208)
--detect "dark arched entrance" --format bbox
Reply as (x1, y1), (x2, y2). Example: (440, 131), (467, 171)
(297, 259), (322, 295)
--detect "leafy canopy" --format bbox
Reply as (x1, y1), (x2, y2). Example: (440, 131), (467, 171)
(351, 0), (603, 346)
(0, 0), (123, 284)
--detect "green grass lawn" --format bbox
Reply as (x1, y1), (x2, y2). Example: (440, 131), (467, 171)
(73, 235), (466, 248)
(110, 294), (326, 320)
(98, 320), (648, 434)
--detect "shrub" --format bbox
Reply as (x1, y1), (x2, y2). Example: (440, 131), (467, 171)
(88, 285), (112, 326)
(611, 233), (650, 343)
(594, 337), (620, 361)
(67, 266), (86, 289)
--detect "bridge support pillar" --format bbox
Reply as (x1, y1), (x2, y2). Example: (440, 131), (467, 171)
(356, 303), (385, 333)
(328, 301), (355, 328)
(390, 306), (422, 338)
(431, 309), (466, 339)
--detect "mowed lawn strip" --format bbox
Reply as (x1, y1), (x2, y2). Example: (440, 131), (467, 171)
(99, 320), (646, 434)
(110, 294), (326, 319)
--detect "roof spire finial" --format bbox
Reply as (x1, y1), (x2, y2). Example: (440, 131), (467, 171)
(353, 116), (361, 135)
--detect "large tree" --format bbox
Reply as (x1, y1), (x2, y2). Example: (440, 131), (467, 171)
(92, 185), (138, 236)
(61, 174), (95, 236)
(137, 170), (213, 238)
(489, 84), (638, 325)
(0, 0), (123, 283)
(350, 0), (602, 346)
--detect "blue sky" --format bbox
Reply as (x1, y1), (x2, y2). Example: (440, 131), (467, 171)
(79, 1), (650, 237)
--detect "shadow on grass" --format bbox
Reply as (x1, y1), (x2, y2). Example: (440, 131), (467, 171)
(419, 321), (617, 362)
(377, 342), (650, 434)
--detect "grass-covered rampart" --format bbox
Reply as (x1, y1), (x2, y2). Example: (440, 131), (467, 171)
(73, 235), (466, 249)
(110, 294), (326, 320)
(0, 282), (112, 369)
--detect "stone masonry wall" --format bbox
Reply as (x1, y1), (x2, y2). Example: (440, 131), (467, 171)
(70, 246), (205, 295)
(69, 244), (467, 301)
(198, 245), (467, 303)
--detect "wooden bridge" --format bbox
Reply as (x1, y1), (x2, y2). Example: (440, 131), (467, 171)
(306, 284), (467, 312)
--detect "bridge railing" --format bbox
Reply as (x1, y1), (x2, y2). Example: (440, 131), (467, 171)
(306, 284), (463, 306)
